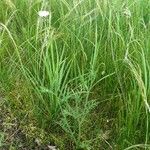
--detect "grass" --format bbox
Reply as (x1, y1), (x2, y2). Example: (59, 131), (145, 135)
(0, 0), (150, 149)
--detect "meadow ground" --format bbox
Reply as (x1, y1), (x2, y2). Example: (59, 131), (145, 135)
(0, 0), (150, 149)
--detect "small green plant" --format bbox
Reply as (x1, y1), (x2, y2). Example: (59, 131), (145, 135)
(59, 90), (98, 149)
(0, 132), (4, 148)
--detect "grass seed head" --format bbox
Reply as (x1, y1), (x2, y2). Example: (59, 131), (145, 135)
(123, 8), (131, 18)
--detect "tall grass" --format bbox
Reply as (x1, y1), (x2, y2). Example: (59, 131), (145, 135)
(0, 0), (150, 149)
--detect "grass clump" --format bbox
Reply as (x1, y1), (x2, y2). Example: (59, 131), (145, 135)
(0, 0), (150, 149)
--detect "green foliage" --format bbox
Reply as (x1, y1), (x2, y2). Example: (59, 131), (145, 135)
(0, 0), (150, 149)
(0, 132), (4, 147)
